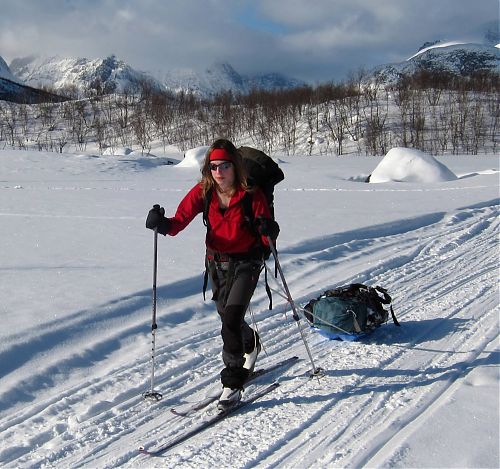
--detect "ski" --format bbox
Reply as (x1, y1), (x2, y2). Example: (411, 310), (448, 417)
(139, 382), (280, 457)
(170, 355), (298, 417)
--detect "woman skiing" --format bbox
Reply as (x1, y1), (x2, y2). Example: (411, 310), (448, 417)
(145, 138), (280, 410)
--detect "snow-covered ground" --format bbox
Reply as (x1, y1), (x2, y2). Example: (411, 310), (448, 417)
(0, 147), (498, 468)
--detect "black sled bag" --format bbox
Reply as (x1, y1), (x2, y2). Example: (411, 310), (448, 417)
(304, 283), (400, 341)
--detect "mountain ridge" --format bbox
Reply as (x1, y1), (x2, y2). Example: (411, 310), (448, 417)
(9, 55), (304, 98)
(369, 41), (499, 84)
(1, 40), (498, 102)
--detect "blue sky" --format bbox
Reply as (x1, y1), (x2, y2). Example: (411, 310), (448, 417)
(236, 5), (290, 35)
(1, 0), (498, 83)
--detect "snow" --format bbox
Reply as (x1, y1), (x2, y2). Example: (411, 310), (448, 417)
(369, 147), (458, 183)
(407, 41), (469, 60)
(372, 42), (499, 86)
(0, 147), (498, 468)
(9, 55), (301, 98)
(9, 55), (158, 94)
(102, 147), (134, 156)
(176, 146), (210, 167)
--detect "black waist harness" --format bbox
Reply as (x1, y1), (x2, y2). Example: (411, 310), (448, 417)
(206, 246), (264, 262)
(203, 247), (272, 309)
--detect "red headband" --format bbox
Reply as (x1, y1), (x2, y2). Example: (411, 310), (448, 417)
(209, 148), (233, 162)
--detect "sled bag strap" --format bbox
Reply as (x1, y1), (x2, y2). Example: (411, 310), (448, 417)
(390, 305), (400, 327)
(350, 310), (363, 333)
(375, 285), (400, 327)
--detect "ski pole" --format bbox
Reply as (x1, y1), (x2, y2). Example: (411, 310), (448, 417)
(143, 228), (163, 401)
(266, 236), (322, 377)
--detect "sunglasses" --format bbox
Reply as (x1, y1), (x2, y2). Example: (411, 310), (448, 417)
(209, 161), (233, 172)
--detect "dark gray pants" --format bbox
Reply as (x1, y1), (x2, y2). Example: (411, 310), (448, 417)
(208, 258), (262, 388)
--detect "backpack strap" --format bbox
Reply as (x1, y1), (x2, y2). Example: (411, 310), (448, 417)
(202, 187), (213, 232)
(202, 258), (209, 301)
(204, 189), (255, 232)
(264, 264), (272, 310)
(241, 191), (255, 232)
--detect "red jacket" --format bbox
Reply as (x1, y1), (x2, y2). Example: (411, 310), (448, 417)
(167, 183), (271, 254)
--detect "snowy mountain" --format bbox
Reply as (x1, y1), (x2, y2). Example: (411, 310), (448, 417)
(0, 56), (19, 82)
(161, 62), (304, 96)
(0, 55), (65, 103)
(9, 55), (303, 98)
(9, 54), (161, 95)
(5, 40), (497, 101)
(0, 77), (62, 104)
(370, 41), (499, 84)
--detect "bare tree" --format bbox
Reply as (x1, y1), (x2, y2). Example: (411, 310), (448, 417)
(132, 103), (153, 154)
(56, 131), (69, 153)
(0, 102), (18, 146)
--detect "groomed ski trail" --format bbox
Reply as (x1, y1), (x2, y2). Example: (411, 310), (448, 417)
(0, 201), (497, 468)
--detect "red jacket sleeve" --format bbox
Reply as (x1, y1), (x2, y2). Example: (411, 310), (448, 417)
(166, 184), (204, 236)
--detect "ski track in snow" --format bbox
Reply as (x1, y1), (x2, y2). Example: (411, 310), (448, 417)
(0, 200), (498, 468)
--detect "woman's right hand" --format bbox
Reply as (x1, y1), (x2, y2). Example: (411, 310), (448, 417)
(146, 204), (170, 235)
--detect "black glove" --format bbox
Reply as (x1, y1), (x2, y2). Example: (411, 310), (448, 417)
(146, 204), (170, 235)
(256, 217), (280, 240)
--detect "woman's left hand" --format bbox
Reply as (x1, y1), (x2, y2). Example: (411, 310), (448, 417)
(256, 217), (280, 240)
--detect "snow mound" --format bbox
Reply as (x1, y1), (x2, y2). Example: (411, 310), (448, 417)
(102, 147), (133, 156)
(369, 148), (457, 183)
(176, 146), (209, 168)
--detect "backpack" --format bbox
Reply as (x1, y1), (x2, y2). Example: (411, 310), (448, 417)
(238, 146), (284, 220)
(202, 146), (284, 232)
(303, 283), (400, 340)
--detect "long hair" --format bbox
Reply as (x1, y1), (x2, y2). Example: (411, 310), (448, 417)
(200, 139), (247, 196)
